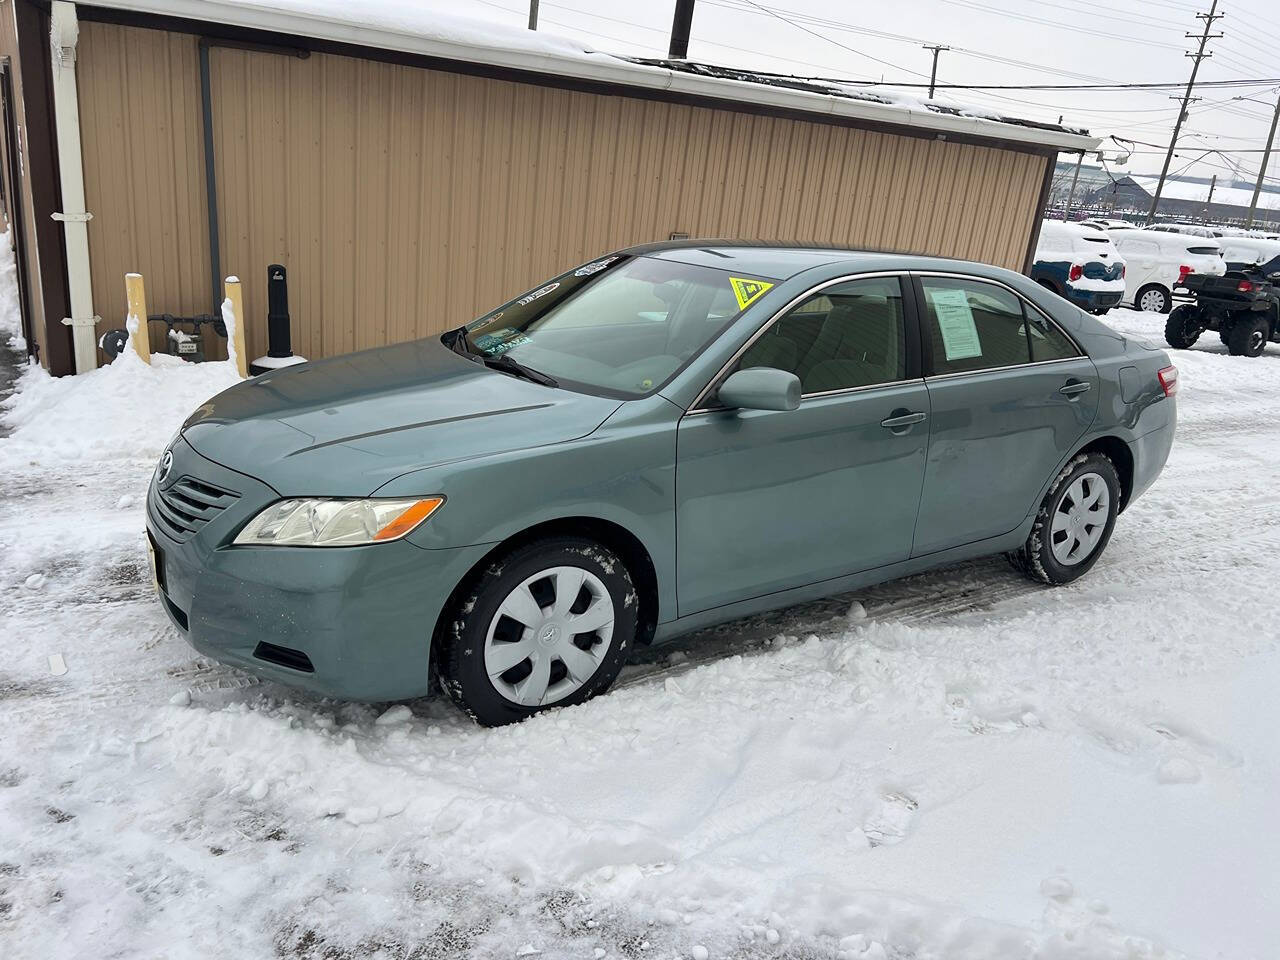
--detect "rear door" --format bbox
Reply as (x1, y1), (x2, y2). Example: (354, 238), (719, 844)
(910, 274), (1099, 556)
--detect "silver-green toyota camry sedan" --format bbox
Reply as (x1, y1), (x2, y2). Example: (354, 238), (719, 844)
(147, 242), (1177, 725)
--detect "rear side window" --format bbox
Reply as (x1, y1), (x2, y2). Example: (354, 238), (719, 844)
(1186, 245), (1219, 255)
(1025, 309), (1080, 361)
(920, 278), (1030, 375)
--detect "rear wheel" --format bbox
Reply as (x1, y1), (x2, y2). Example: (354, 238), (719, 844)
(1136, 284), (1171, 314)
(1226, 316), (1269, 357)
(1164, 305), (1204, 349)
(436, 536), (637, 726)
(1008, 453), (1120, 586)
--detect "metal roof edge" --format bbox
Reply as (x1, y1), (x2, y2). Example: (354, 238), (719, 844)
(82, 0), (1101, 153)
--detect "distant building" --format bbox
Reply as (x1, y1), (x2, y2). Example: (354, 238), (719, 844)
(1080, 174), (1280, 228)
(1048, 160), (1112, 206)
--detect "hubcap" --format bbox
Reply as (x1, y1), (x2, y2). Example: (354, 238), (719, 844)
(1250, 330), (1265, 352)
(484, 565), (615, 707)
(1140, 289), (1165, 312)
(1049, 472), (1110, 567)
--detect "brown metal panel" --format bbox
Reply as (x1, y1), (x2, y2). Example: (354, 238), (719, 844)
(78, 22), (210, 361)
(76, 23), (1049, 362)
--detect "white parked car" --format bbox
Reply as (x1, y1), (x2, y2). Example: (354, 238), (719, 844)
(1107, 229), (1225, 313)
(1218, 235), (1280, 273)
(1149, 223), (1221, 238)
(1080, 218), (1138, 232)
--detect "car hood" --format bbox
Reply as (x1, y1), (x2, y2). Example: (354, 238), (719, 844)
(181, 337), (622, 496)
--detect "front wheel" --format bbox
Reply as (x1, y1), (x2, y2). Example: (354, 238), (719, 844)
(436, 536), (637, 726)
(1007, 453), (1121, 585)
(1164, 305), (1204, 349)
(1136, 284), (1171, 314)
(1226, 316), (1269, 357)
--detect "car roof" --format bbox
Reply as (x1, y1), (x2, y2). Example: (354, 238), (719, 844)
(622, 240), (1010, 281)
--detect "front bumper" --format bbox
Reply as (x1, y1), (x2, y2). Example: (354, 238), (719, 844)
(147, 437), (490, 701)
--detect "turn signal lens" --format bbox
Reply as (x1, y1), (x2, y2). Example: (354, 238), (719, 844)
(234, 496), (445, 547)
(1158, 365), (1179, 397)
(373, 498), (445, 541)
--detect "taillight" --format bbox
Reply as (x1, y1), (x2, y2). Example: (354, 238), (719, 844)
(1158, 365), (1179, 397)
(1069, 264), (1083, 281)
(1238, 279), (1254, 293)
(1178, 264), (1192, 282)
(1120, 264), (1126, 278)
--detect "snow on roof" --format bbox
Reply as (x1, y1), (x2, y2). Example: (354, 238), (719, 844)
(91, 0), (1099, 152)
(1128, 175), (1280, 211)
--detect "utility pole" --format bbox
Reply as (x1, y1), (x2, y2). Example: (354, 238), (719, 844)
(1247, 92), (1280, 228)
(1146, 0), (1223, 225)
(1203, 174), (1216, 222)
(1063, 151), (1084, 221)
(527, 0), (538, 30)
(923, 44), (949, 99)
(669, 0), (696, 59)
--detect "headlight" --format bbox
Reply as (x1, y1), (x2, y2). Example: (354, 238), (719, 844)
(233, 497), (444, 547)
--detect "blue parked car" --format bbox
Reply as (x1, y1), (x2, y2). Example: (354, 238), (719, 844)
(1033, 220), (1127, 314)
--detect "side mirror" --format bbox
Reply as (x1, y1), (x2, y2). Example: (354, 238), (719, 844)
(717, 368), (801, 412)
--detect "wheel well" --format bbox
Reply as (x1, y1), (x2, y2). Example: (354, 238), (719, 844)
(1075, 436), (1134, 511)
(435, 517), (661, 657)
(1037, 278), (1060, 294)
(1136, 282), (1168, 297)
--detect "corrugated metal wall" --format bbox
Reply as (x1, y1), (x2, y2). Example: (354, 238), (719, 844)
(77, 23), (210, 358)
(77, 21), (1050, 364)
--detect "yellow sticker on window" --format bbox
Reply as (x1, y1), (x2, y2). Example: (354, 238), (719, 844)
(729, 276), (774, 311)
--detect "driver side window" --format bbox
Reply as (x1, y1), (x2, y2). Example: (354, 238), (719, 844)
(735, 276), (907, 394)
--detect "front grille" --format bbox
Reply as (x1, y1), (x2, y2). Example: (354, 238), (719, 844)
(152, 475), (240, 542)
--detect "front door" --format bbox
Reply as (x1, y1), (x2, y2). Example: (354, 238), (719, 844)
(910, 274), (1099, 556)
(675, 275), (930, 616)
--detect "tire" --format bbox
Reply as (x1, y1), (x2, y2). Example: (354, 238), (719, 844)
(1007, 453), (1121, 586)
(1226, 316), (1269, 357)
(1164, 305), (1204, 349)
(436, 536), (637, 726)
(1136, 284), (1171, 314)
(1037, 279), (1060, 294)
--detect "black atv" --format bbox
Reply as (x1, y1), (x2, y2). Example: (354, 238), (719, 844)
(1165, 266), (1280, 357)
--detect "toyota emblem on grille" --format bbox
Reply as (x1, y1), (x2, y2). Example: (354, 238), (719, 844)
(157, 450), (173, 484)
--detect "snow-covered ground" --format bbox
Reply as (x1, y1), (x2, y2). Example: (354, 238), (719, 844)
(1, 262), (1277, 959)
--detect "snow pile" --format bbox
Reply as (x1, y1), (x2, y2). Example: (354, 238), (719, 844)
(0, 344), (240, 465)
(0, 231), (25, 351)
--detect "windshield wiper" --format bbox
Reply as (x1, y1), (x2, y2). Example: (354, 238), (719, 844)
(444, 324), (477, 357)
(445, 324), (558, 387)
(480, 352), (559, 388)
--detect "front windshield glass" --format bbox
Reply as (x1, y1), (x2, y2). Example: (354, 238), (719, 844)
(458, 255), (774, 398)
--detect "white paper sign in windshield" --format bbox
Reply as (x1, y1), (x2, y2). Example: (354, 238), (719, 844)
(929, 288), (983, 361)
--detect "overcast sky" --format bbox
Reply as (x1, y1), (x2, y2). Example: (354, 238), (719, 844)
(439, 0), (1280, 188)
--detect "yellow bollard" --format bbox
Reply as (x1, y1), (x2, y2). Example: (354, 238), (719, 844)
(222, 276), (249, 378)
(124, 272), (151, 365)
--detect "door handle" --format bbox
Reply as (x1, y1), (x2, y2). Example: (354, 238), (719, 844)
(880, 410), (927, 430)
(1059, 380), (1092, 398)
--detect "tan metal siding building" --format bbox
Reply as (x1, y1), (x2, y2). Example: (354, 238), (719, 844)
(1, 0), (1098, 375)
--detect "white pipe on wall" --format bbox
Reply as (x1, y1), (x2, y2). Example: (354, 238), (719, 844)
(49, 0), (98, 374)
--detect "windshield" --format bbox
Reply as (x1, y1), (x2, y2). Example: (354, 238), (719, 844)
(456, 255), (773, 398)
